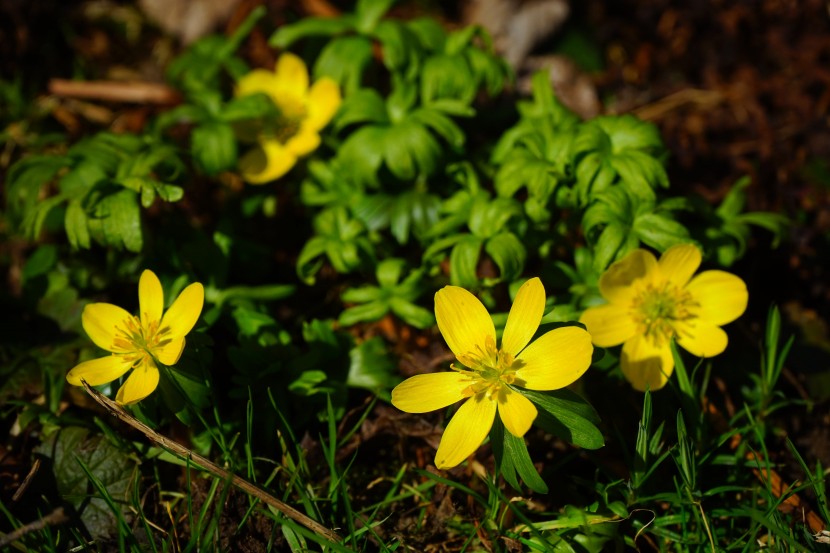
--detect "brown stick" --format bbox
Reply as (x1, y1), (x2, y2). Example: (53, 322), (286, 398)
(81, 381), (341, 543)
(49, 79), (182, 105)
(0, 507), (70, 548)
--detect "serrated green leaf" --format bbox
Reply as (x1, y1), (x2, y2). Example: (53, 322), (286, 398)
(410, 108), (465, 149)
(592, 223), (626, 271)
(421, 53), (475, 106)
(383, 120), (440, 179)
(88, 188), (143, 252)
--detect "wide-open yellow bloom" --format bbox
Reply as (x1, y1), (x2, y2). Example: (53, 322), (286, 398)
(392, 278), (593, 469)
(579, 244), (748, 391)
(235, 53), (341, 184)
(67, 270), (204, 405)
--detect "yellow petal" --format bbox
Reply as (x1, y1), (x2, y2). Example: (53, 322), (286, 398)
(138, 270), (164, 330)
(434, 394), (497, 469)
(66, 355), (133, 386)
(305, 77), (341, 130)
(391, 372), (472, 413)
(82, 303), (134, 353)
(620, 335), (674, 391)
(434, 286), (495, 362)
(274, 52), (309, 98)
(239, 141), (297, 184)
(285, 123), (322, 157)
(497, 388), (537, 437)
(115, 361), (160, 405)
(236, 69), (280, 98)
(658, 244), (701, 287)
(155, 336), (186, 366)
(501, 277), (545, 357)
(160, 282), (204, 339)
(686, 270), (748, 326)
(579, 303), (636, 347)
(677, 322), (728, 358)
(599, 249), (657, 304)
(515, 326), (593, 390)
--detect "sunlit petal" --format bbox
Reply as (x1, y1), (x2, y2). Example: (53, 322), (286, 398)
(273, 53), (309, 98)
(686, 270), (748, 326)
(306, 78), (341, 130)
(501, 277), (545, 357)
(391, 372), (472, 413)
(434, 286), (495, 362)
(497, 388), (537, 437)
(434, 394), (497, 469)
(599, 249), (658, 303)
(155, 336), (186, 366)
(620, 335), (674, 392)
(579, 303), (636, 347)
(235, 69), (279, 98)
(658, 244), (701, 287)
(115, 361), (160, 405)
(138, 270), (164, 329)
(160, 282), (204, 339)
(515, 326), (593, 390)
(66, 355), (133, 386)
(677, 322), (728, 358)
(239, 141), (297, 184)
(82, 303), (134, 353)
(285, 124), (322, 157)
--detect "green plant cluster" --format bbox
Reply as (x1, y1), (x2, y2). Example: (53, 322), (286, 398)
(0, 1), (816, 551)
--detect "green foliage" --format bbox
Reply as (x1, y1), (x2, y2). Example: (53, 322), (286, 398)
(2, 1), (806, 551)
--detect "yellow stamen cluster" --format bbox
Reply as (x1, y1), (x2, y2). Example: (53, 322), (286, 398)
(630, 282), (698, 346)
(455, 335), (525, 399)
(112, 316), (173, 368)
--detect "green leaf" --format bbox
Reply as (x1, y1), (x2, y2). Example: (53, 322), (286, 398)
(355, 0), (396, 34)
(269, 17), (355, 48)
(633, 213), (689, 251)
(314, 35), (374, 94)
(491, 415), (548, 493)
(520, 388), (604, 449)
(334, 89), (389, 132)
(289, 370), (331, 395)
(449, 235), (483, 288)
(338, 301), (389, 326)
(191, 120), (237, 175)
(347, 337), (399, 395)
(388, 297), (434, 329)
(383, 119), (441, 179)
(21, 244), (58, 281)
(158, 354), (212, 425)
(221, 93), (279, 122)
(88, 188), (143, 252)
(373, 20), (423, 77)
(36, 427), (137, 539)
(6, 155), (71, 219)
(410, 108), (465, 149)
(65, 199), (91, 249)
(484, 232), (526, 283)
(421, 53), (475, 106)
(21, 194), (65, 240)
(337, 125), (386, 186)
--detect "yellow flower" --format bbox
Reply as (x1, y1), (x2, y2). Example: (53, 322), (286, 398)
(579, 244), (748, 392)
(235, 53), (341, 184)
(67, 270), (204, 405)
(391, 278), (593, 469)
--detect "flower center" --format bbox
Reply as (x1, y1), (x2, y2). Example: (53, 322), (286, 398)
(630, 281), (697, 346)
(455, 335), (525, 400)
(112, 315), (173, 367)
